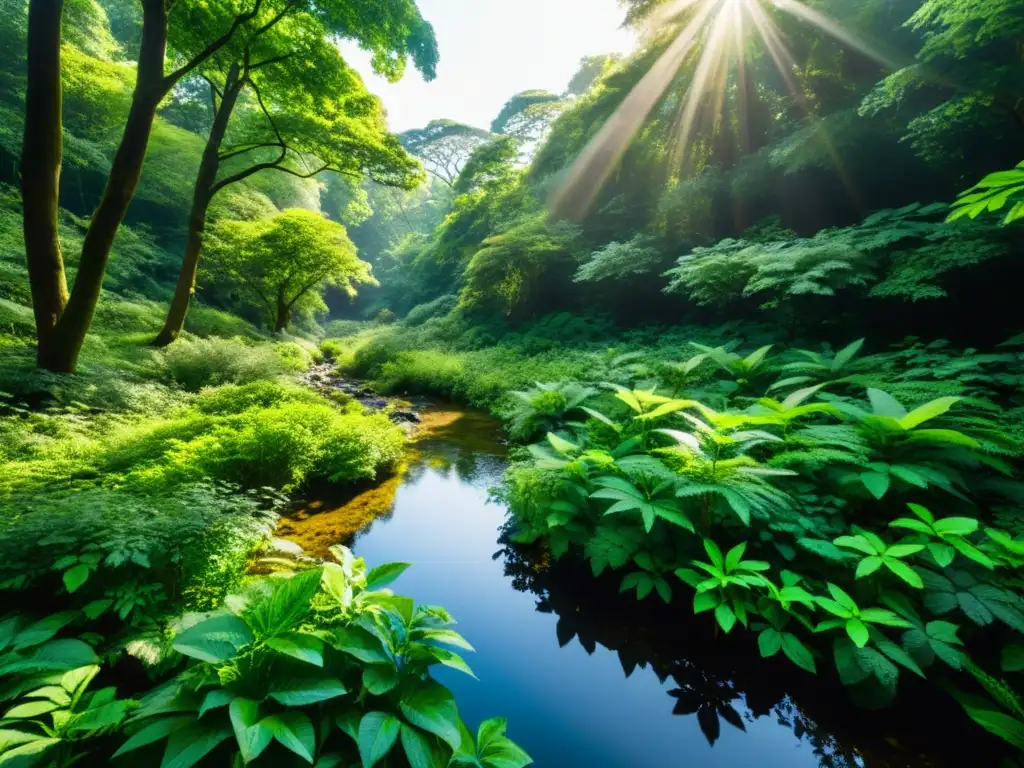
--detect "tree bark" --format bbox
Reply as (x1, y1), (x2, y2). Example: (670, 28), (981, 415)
(274, 289), (290, 332)
(40, 0), (169, 371)
(154, 65), (245, 346)
(21, 0), (68, 366)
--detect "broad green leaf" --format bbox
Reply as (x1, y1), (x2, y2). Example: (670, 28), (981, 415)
(715, 603), (736, 633)
(906, 429), (979, 448)
(855, 556), (883, 579)
(758, 628), (782, 657)
(266, 633), (324, 667)
(331, 625), (390, 664)
(400, 724), (444, 768)
(0, 738), (59, 765)
(172, 614), (253, 664)
(412, 628), (474, 652)
(867, 389), (907, 420)
(230, 697), (271, 764)
(245, 569), (321, 637)
(365, 563), (412, 591)
(358, 712), (401, 768)
(933, 517), (979, 537)
(198, 690), (234, 718)
(832, 339), (864, 370)
(113, 717), (194, 758)
(780, 633), (816, 674)
(362, 665), (400, 696)
(827, 584), (857, 612)
(884, 559), (923, 588)
(62, 564), (91, 594)
(13, 612), (78, 650)
(860, 472), (890, 499)
(546, 433), (578, 456)
(846, 619), (869, 648)
(398, 681), (461, 749)
(4, 699), (59, 719)
(263, 712), (316, 763)
(899, 397), (960, 430)
(268, 677), (347, 706)
(161, 721), (232, 768)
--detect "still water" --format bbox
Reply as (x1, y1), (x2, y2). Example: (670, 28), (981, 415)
(281, 407), (1001, 768)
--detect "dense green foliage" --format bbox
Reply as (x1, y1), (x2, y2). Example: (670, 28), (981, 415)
(6, 0), (1024, 760)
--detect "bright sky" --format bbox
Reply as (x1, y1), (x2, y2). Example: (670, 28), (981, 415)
(340, 0), (637, 133)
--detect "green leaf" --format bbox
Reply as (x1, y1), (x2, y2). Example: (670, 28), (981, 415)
(230, 698), (271, 764)
(860, 472), (890, 499)
(400, 725), (444, 768)
(365, 563), (412, 591)
(358, 712), (401, 768)
(423, 646), (477, 678)
(362, 665), (400, 696)
(855, 556), (884, 579)
(932, 517), (979, 537)
(780, 633), (816, 674)
(906, 429), (979, 448)
(62, 564), (91, 594)
(172, 614), (253, 664)
(546, 432), (578, 456)
(846, 619), (870, 648)
(245, 569), (321, 638)
(4, 699), (59, 719)
(13, 612), (78, 650)
(715, 603), (737, 633)
(0, 738), (59, 766)
(899, 397), (960, 429)
(867, 389), (907, 420)
(928, 542), (956, 568)
(268, 677), (347, 706)
(266, 633), (324, 667)
(961, 707), (1024, 750)
(412, 629), (474, 652)
(161, 721), (232, 768)
(758, 629), (782, 658)
(263, 712), (316, 763)
(331, 625), (390, 664)
(884, 559), (923, 589)
(197, 690), (235, 719)
(113, 716), (194, 758)
(398, 681), (461, 749)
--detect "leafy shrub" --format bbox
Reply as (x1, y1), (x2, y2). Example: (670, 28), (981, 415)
(502, 353), (1024, 734)
(158, 336), (289, 391)
(104, 401), (404, 492)
(110, 548), (530, 767)
(404, 293), (458, 325)
(185, 304), (266, 340)
(0, 483), (280, 615)
(193, 380), (324, 415)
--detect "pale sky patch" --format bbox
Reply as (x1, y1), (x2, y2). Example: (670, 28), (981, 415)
(340, 0), (637, 133)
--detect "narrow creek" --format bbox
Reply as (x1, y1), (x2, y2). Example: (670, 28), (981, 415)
(278, 403), (1004, 767)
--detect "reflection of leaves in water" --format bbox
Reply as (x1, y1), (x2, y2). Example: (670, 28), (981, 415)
(496, 529), (989, 768)
(667, 670), (746, 746)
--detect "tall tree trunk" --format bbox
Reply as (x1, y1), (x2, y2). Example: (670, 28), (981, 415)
(274, 289), (290, 332)
(21, 0), (68, 366)
(39, 0), (168, 372)
(154, 66), (244, 347)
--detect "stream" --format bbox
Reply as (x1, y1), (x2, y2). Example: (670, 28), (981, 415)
(278, 404), (1005, 767)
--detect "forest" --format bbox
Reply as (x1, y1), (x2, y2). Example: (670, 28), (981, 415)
(3, 0), (1024, 765)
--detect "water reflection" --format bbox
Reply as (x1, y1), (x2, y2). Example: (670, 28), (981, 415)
(285, 405), (1006, 767)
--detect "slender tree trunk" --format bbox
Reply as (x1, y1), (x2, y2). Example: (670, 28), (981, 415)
(40, 0), (169, 371)
(21, 0), (68, 366)
(154, 66), (244, 346)
(274, 287), (290, 332)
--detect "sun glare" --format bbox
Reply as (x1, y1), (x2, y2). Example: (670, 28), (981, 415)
(550, 0), (893, 220)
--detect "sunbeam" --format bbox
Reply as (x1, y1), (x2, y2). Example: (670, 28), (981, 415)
(550, 0), (894, 220)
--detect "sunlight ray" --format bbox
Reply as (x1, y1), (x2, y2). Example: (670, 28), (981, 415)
(549, 0), (720, 219)
(551, 0), (894, 220)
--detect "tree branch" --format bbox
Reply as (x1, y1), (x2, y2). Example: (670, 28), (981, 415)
(218, 141), (285, 161)
(163, 0), (265, 89)
(249, 52), (295, 70)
